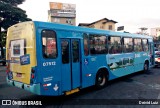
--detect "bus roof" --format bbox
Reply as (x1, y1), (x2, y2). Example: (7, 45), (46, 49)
(34, 21), (152, 39)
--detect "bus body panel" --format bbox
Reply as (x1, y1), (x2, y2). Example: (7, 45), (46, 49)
(134, 52), (145, 71)
(108, 54), (126, 78)
(33, 25), (61, 95)
(123, 53), (135, 74)
(6, 21), (36, 85)
(82, 54), (108, 88)
(108, 53), (135, 78)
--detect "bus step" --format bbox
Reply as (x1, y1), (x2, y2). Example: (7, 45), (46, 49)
(65, 88), (80, 95)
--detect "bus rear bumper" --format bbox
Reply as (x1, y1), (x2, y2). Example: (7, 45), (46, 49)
(6, 78), (41, 95)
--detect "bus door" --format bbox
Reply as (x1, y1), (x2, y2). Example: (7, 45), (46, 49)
(61, 39), (81, 92)
(149, 42), (154, 66)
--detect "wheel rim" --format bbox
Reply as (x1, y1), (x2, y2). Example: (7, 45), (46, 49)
(144, 63), (148, 71)
(97, 73), (106, 86)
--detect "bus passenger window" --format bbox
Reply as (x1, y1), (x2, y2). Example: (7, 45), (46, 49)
(42, 30), (57, 59)
(134, 38), (142, 52)
(83, 34), (89, 56)
(61, 40), (69, 64)
(109, 36), (122, 54)
(89, 34), (107, 54)
(123, 37), (133, 53)
(142, 39), (149, 52)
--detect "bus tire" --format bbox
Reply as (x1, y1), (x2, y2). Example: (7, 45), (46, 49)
(95, 70), (108, 89)
(143, 61), (149, 73)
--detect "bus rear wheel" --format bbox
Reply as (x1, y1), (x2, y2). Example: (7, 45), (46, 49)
(95, 70), (108, 89)
(143, 61), (149, 73)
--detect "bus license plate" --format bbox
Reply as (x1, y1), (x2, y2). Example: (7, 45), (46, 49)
(16, 73), (22, 77)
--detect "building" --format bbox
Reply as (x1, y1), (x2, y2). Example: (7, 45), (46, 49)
(150, 27), (160, 38)
(48, 2), (76, 25)
(151, 27), (160, 49)
(78, 18), (117, 31)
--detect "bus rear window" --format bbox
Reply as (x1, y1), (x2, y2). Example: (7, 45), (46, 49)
(42, 30), (57, 59)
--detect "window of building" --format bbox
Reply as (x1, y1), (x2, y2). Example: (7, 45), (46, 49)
(134, 38), (142, 52)
(109, 25), (113, 30)
(142, 39), (149, 52)
(89, 34), (107, 54)
(100, 26), (104, 29)
(54, 18), (60, 23)
(83, 34), (89, 56)
(42, 30), (57, 59)
(89, 25), (95, 28)
(66, 19), (72, 24)
(109, 36), (122, 54)
(123, 37), (133, 53)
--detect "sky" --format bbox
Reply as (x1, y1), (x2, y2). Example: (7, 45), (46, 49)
(19, 0), (160, 33)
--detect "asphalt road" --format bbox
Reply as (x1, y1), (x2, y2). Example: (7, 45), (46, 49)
(0, 65), (160, 108)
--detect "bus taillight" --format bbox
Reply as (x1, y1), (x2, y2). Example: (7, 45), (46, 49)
(6, 65), (10, 73)
(6, 69), (9, 73)
(31, 74), (35, 79)
(30, 67), (35, 83)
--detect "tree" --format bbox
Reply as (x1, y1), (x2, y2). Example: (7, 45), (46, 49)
(0, 0), (31, 62)
(1, 31), (6, 47)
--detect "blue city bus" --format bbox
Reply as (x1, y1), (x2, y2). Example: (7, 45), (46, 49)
(6, 21), (154, 96)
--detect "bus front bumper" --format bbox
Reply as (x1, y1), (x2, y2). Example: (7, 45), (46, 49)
(6, 78), (41, 95)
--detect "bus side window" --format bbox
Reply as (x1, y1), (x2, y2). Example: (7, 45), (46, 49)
(83, 34), (89, 56)
(142, 39), (149, 52)
(134, 38), (143, 52)
(123, 37), (133, 53)
(89, 34), (107, 54)
(109, 36), (122, 54)
(42, 30), (57, 59)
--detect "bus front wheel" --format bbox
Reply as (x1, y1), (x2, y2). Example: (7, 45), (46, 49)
(95, 70), (108, 89)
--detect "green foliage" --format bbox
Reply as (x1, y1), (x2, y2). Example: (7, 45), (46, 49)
(0, 0), (32, 30)
(0, 0), (25, 6)
(0, 0), (32, 58)
(1, 31), (6, 47)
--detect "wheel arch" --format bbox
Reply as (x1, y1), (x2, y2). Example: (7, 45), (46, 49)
(144, 59), (149, 66)
(96, 66), (110, 80)
(94, 67), (109, 89)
